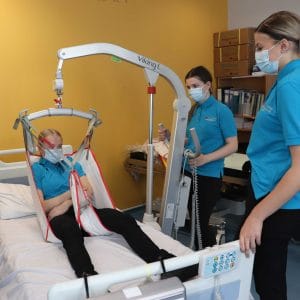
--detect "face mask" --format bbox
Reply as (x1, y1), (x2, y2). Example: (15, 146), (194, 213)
(44, 148), (64, 164)
(255, 44), (281, 74)
(188, 87), (207, 104)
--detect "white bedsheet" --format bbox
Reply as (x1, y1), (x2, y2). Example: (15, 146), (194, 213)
(0, 215), (192, 300)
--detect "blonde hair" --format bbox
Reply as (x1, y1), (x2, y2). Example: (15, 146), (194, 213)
(38, 129), (63, 144)
(256, 11), (300, 53)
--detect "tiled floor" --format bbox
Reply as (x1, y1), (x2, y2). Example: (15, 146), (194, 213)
(126, 205), (300, 300)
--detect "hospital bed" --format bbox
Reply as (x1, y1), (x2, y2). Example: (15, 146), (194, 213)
(0, 149), (254, 300)
(0, 148), (191, 299)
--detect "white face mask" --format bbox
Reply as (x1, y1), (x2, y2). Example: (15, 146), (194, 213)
(44, 148), (64, 164)
(255, 43), (282, 74)
(188, 87), (207, 104)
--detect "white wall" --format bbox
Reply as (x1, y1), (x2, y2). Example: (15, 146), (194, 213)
(228, 0), (300, 29)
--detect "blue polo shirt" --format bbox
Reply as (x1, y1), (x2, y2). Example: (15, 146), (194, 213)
(32, 157), (85, 200)
(185, 96), (237, 178)
(247, 59), (300, 209)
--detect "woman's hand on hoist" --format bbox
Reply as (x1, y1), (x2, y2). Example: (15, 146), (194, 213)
(189, 154), (209, 167)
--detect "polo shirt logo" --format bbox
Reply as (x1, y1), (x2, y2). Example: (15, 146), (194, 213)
(204, 116), (217, 122)
(261, 104), (273, 113)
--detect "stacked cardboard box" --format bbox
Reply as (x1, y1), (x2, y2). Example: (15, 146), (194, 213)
(214, 28), (255, 77)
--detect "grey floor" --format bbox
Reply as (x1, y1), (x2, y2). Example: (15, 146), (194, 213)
(127, 204), (300, 300)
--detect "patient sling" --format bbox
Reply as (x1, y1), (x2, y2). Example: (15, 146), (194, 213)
(69, 148), (115, 236)
(15, 108), (115, 243)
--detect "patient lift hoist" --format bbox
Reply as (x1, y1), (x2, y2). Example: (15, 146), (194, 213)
(17, 42), (199, 239)
(54, 43), (195, 237)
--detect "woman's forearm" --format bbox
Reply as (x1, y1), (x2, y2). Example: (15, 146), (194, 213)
(47, 199), (73, 220)
(188, 136), (238, 168)
(41, 190), (72, 213)
(205, 136), (238, 163)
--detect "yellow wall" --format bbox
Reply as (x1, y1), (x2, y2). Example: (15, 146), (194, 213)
(0, 0), (227, 209)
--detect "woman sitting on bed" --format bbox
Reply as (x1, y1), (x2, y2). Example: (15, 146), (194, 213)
(32, 128), (198, 280)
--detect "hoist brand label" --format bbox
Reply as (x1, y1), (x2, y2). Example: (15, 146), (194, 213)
(137, 55), (160, 71)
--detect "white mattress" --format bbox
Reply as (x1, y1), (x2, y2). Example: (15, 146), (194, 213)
(0, 215), (192, 300)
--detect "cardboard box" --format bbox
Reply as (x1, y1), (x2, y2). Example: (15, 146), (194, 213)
(214, 60), (253, 77)
(214, 44), (255, 63)
(214, 28), (255, 47)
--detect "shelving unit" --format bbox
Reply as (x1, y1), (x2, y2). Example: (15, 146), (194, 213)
(217, 74), (276, 94)
(216, 74), (276, 150)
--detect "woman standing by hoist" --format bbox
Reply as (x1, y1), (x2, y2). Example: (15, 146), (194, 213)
(160, 66), (238, 250)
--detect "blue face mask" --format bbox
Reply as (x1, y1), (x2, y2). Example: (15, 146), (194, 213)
(255, 44), (281, 74)
(188, 87), (207, 104)
(44, 148), (63, 164)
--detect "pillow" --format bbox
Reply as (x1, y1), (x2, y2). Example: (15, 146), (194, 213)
(0, 183), (36, 219)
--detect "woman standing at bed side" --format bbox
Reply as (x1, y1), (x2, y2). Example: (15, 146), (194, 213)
(239, 11), (300, 300)
(32, 128), (199, 280)
(159, 66), (238, 249)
